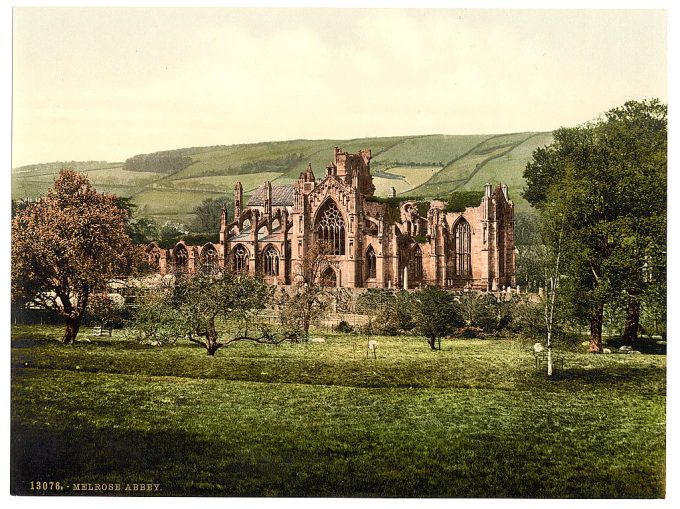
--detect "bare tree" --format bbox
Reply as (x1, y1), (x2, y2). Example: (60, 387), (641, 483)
(277, 242), (334, 339)
(543, 217), (565, 377)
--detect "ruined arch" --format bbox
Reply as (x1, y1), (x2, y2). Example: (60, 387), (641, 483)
(262, 244), (280, 277)
(200, 243), (219, 275)
(365, 245), (377, 280)
(409, 244), (423, 282)
(172, 243), (189, 274)
(231, 244), (250, 273)
(320, 266), (338, 287)
(314, 198), (346, 255)
(453, 217), (472, 277)
(146, 242), (161, 268)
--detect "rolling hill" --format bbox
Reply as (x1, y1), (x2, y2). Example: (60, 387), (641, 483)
(12, 133), (552, 225)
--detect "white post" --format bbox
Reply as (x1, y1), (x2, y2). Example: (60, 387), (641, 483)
(403, 267), (408, 290)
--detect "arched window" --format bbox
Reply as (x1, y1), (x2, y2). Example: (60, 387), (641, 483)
(233, 245), (249, 273)
(147, 245), (160, 268)
(316, 200), (345, 255)
(320, 266), (337, 287)
(454, 219), (471, 277)
(241, 219), (251, 231)
(271, 218), (281, 231)
(173, 244), (188, 274)
(263, 245), (280, 276)
(200, 244), (219, 275)
(366, 246), (377, 279)
(409, 245), (423, 280)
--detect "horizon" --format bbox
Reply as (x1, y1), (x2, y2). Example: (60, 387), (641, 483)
(12, 129), (556, 169)
(12, 8), (667, 168)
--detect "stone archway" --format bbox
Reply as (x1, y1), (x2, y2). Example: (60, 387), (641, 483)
(320, 266), (338, 287)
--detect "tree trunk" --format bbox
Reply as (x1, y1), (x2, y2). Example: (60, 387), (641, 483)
(63, 314), (82, 344)
(206, 342), (221, 356)
(428, 337), (437, 350)
(588, 302), (604, 353)
(622, 291), (641, 344)
(204, 329), (221, 356)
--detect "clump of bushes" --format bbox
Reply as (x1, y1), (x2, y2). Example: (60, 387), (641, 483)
(356, 289), (417, 335)
(453, 326), (485, 339)
(335, 320), (354, 333)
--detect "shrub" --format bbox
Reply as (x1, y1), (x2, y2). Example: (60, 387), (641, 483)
(453, 326), (485, 339)
(335, 320), (354, 333)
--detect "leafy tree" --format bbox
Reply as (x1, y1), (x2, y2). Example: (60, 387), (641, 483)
(523, 99), (666, 352)
(190, 195), (233, 233)
(11, 169), (137, 343)
(356, 289), (417, 335)
(86, 293), (124, 329)
(413, 287), (462, 350)
(172, 272), (275, 355)
(113, 197), (161, 245)
(128, 286), (187, 345)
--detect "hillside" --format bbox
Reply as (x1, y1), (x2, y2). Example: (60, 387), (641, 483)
(12, 133), (551, 224)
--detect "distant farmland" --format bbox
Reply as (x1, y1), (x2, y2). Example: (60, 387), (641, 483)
(12, 132), (551, 224)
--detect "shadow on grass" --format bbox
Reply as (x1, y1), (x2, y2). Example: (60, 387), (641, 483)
(543, 365), (665, 388)
(11, 420), (242, 496)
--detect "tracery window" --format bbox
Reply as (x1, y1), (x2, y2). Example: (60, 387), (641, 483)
(233, 244), (249, 273)
(320, 266), (337, 287)
(148, 247), (160, 268)
(201, 245), (219, 275)
(263, 245), (280, 276)
(410, 245), (423, 280)
(173, 245), (188, 274)
(366, 246), (377, 279)
(316, 201), (345, 255)
(455, 219), (471, 277)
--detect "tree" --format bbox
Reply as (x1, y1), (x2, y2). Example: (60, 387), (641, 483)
(413, 286), (462, 350)
(523, 99), (666, 352)
(172, 272), (275, 355)
(191, 195), (233, 233)
(86, 293), (124, 329)
(356, 289), (417, 335)
(277, 242), (334, 339)
(11, 169), (136, 343)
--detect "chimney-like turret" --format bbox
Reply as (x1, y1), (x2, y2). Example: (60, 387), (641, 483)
(264, 181), (272, 215)
(234, 182), (243, 219)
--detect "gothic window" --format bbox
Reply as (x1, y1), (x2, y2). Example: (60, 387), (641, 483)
(366, 246), (377, 279)
(233, 244), (249, 273)
(200, 244), (219, 275)
(263, 245), (280, 276)
(173, 244), (188, 274)
(147, 246), (160, 268)
(320, 266), (337, 287)
(409, 245), (423, 280)
(455, 219), (471, 277)
(241, 219), (251, 231)
(316, 200), (345, 255)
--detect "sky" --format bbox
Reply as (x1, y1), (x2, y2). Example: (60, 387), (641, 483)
(11, 7), (667, 167)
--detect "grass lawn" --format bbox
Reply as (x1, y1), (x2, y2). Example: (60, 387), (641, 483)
(10, 325), (665, 497)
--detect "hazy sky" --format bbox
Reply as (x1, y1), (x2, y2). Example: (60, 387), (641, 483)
(12, 7), (667, 167)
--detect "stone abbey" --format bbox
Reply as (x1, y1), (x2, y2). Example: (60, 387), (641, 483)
(148, 147), (516, 290)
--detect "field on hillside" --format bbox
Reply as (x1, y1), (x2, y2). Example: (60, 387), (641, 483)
(11, 325), (665, 498)
(12, 133), (552, 222)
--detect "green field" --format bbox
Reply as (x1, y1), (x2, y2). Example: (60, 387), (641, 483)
(372, 134), (490, 167)
(410, 132), (539, 197)
(12, 132), (553, 222)
(372, 166), (441, 197)
(11, 325), (665, 497)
